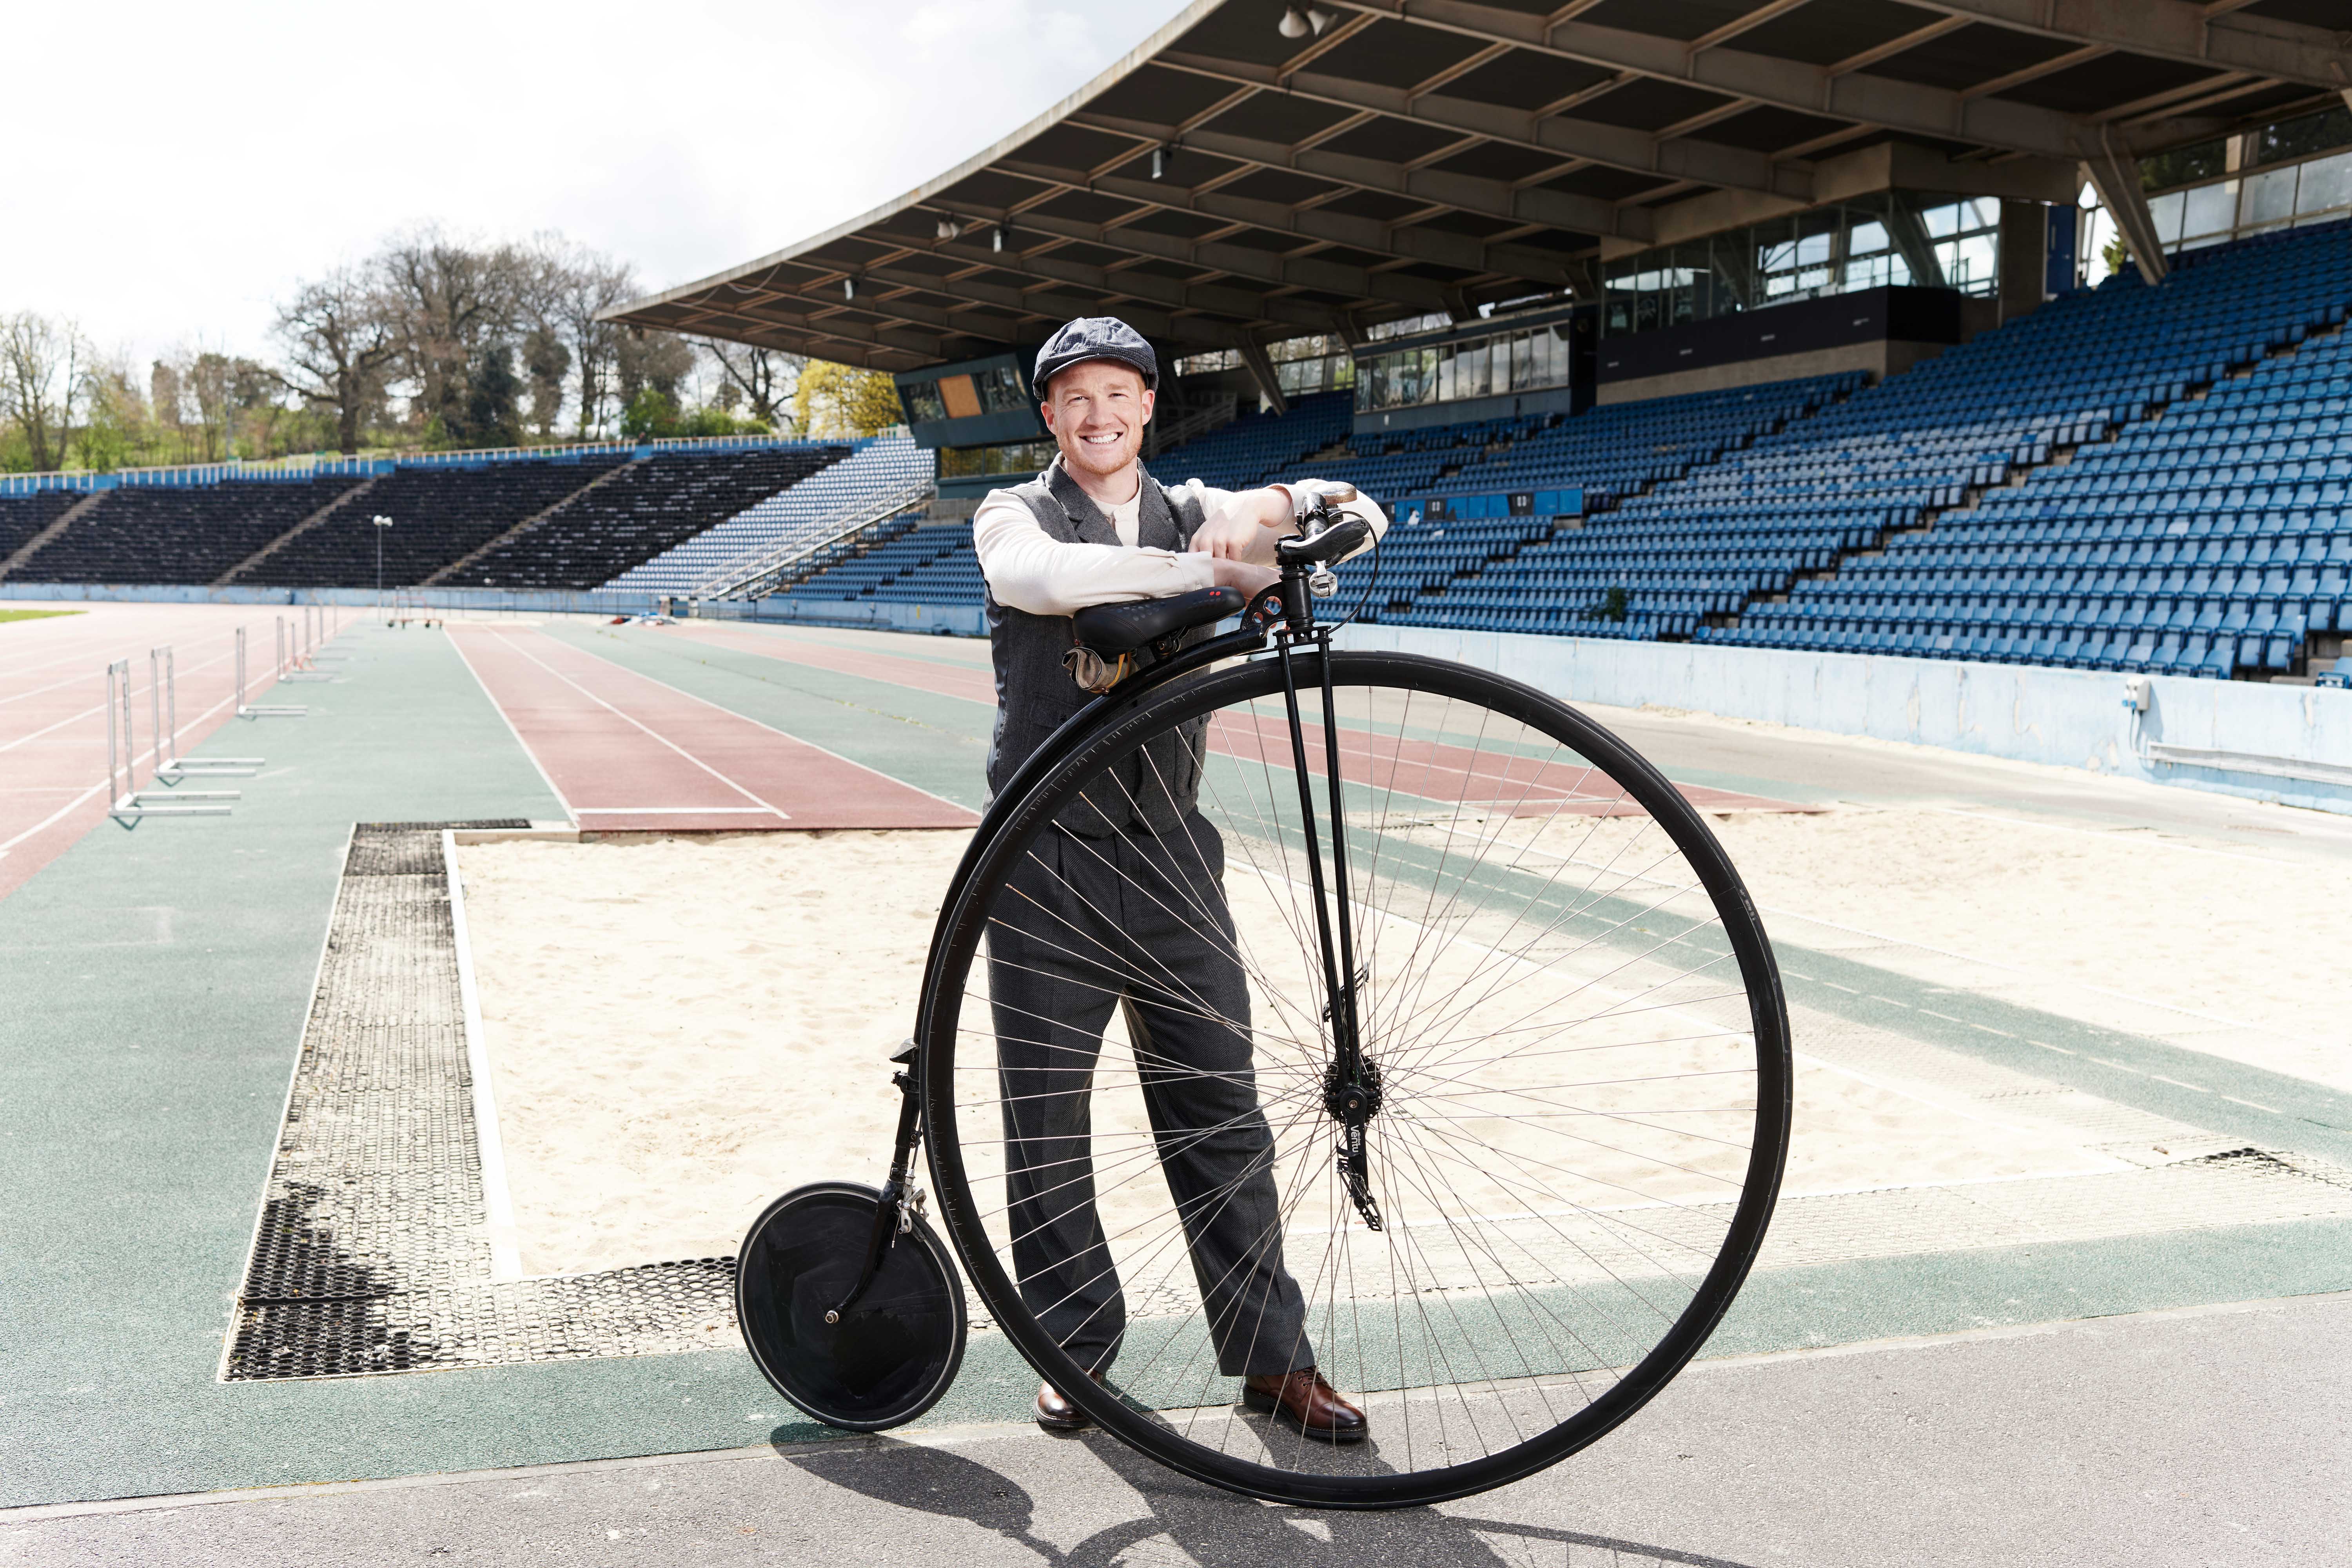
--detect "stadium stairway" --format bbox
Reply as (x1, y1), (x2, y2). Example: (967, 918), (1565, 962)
(230, 455), (637, 590)
(0, 492), (101, 580)
(445, 445), (852, 591)
(424, 457), (648, 586)
(7, 476), (374, 586)
(605, 436), (931, 595)
(214, 474), (387, 586)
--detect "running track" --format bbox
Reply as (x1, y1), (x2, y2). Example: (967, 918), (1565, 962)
(659, 622), (1817, 818)
(448, 625), (975, 832)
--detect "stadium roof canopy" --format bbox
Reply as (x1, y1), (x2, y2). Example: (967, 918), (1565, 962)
(608, 0), (2352, 374)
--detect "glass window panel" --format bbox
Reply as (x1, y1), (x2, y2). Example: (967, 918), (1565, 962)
(1436, 344), (1457, 403)
(2181, 180), (2237, 238)
(1849, 220), (1889, 254)
(1510, 331), (1536, 390)
(1461, 341), (1491, 399)
(2243, 167), (2297, 227)
(1922, 201), (1960, 238)
(2147, 190), (2185, 245)
(901, 380), (947, 423)
(2297, 152), (2352, 216)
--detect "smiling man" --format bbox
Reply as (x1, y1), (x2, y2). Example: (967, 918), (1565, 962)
(971, 316), (1385, 1442)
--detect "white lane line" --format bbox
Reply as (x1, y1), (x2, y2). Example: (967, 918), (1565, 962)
(573, 806), (774, 815)
(442, 628), (578, 824)
(569, 626), (975, 817)
(0, 641), (240, 759)
(0, 677), (245, 856)
(486, 630), (786, 819)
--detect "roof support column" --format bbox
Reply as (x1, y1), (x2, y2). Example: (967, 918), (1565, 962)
(2080, 133), (2169, 285)
(1236, 339), (1289, 418)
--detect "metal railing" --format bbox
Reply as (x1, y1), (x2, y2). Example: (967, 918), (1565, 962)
(688, 478), (936, 601)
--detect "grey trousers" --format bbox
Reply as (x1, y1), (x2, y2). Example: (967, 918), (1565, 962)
(986, 813), (1313, 1378)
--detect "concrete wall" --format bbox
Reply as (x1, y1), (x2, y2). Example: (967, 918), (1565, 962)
(1338, 623), (2352, 815)
(1595, 339), (1951, 405)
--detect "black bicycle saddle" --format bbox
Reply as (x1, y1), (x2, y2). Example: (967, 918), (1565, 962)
(1071, 586), (1244, 655)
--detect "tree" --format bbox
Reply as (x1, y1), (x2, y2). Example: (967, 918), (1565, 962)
(698, 338), (800, 430)
(189, 350), (234, 461)
(456, 341), (524, 448)
(615, 327), (694, 414)
(0, 313), (86, 473)
(534, 234), (637, 439)
(377, 227), (529, 444)
(270, 268), (397, 454)
(792, 359), (902, 438)
(521, 324), (570, 439)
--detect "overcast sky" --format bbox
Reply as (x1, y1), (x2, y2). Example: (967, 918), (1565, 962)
(8, 0), (1178, 369)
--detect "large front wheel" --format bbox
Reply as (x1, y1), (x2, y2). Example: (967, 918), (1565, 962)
(921, 650), (1791, 1508)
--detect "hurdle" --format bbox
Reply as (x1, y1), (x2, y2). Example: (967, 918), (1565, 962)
(108, 660), (235, 819)
(278, 614), (334, 682)
(236, 625), (307, 719)
(307, 603), (350, 662)
(151, 645), (261, 780)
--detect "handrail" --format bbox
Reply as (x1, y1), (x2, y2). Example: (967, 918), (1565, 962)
(690, 478), (938, 601)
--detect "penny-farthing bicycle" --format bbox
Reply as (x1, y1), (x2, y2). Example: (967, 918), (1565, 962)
(737, 492), (1792, 1510)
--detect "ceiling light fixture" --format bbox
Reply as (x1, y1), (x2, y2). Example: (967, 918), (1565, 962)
(1150, 144), (1166, 180)
(992, 225), (1006, 252)
(1306, 6), (1335, 32)
(842, 276), (857, 301)
(1278, 6), (1309, 38)
(935, 218), (961, 241)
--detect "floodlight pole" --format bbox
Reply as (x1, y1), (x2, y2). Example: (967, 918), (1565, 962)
(372, 514), (392, 612)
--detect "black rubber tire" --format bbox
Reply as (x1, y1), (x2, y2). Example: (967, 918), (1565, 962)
(918, 649), (1792, 1508)
(736, 1181), (967, 1431)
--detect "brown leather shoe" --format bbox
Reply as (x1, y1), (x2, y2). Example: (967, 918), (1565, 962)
(1241, 1368), (1367, 1443)
(1034, 1370), (1104, 1433)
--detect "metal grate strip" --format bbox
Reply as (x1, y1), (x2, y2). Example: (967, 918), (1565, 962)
(225, 824), (736, 1380)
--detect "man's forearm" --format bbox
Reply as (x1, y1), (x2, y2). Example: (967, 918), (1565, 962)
(973, 494), (1216, 615)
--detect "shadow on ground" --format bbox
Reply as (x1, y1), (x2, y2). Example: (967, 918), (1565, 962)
(781, 1428), (1761, 1568)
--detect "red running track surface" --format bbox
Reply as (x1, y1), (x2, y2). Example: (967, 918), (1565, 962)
(448, 625), (975, 832)
(660, 623), (1818, 818)
(0, 602), (305, 903)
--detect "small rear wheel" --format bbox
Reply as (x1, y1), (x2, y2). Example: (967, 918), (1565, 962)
(736, 1181), (967, 1430)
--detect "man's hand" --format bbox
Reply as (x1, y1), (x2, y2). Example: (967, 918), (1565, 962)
(1196, 553), (1280, 598)
(1190, 486), (1295, 560)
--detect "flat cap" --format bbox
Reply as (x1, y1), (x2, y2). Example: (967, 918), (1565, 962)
(1034, 317), (1158, 396)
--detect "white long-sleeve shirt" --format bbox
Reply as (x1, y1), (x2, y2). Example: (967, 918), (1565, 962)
(973, 460), (1388, 617)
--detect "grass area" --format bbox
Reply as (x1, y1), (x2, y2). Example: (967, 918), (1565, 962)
(0, 609), (83, 625)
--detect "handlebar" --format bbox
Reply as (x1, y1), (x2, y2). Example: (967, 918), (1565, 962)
(1276, 513), (1372, 569)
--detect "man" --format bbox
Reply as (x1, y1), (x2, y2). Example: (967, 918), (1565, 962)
(973, 317), (1385, 1442)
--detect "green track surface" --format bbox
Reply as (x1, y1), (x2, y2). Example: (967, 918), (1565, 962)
(5, 621), (2348, 1509)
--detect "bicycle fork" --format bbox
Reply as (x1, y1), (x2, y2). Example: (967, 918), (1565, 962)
(1276, 629), (1383, 1231)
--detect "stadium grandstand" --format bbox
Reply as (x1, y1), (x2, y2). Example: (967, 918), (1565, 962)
(0, 437), (942, 599)
(608, 0), (2352, 683)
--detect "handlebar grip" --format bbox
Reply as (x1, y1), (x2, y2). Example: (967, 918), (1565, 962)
(1277, 514), (1372, 566)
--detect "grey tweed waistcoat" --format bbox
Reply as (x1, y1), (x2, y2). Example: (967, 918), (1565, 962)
(985, 459), (1211, 838)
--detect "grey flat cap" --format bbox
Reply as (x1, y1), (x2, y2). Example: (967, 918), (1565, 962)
(1034, 317), (1158, 395)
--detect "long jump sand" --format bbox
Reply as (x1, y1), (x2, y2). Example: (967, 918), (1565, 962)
(457, 831), (970, 1276)
(447, 781), (2346, 1275)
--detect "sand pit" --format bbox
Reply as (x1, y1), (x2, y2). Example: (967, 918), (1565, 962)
(457, 802), (2189, 1279)
(456, 830), (969, 1276)
(1482, 804), (2350, 1091)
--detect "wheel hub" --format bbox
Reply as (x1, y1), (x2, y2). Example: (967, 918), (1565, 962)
(1322, 1055), (1383, 1124)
